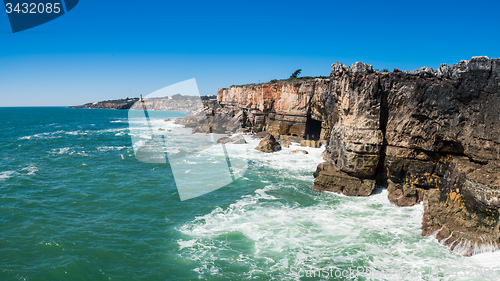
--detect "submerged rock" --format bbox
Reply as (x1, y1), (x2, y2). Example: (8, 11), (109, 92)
(290, 149), (308, 154)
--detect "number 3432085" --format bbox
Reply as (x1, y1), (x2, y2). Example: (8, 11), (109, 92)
(5, 2), (62, 14)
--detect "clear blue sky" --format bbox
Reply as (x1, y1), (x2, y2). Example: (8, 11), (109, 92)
(1, 0), (499, 106)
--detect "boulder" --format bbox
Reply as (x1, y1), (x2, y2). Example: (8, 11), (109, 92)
(312, 162), (375, 196)
(314, 57), (500, 256)
(255, 134), (281, 153)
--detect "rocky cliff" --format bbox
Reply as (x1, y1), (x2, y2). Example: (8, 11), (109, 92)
(217, 79), (331, 141)
(212, 57), (500, 256)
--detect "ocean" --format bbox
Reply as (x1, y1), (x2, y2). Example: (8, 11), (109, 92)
(1, 107), (499, 280)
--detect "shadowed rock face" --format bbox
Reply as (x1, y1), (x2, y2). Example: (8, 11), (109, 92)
(313, 62), (383, 196)
(315, 57), (500, 256)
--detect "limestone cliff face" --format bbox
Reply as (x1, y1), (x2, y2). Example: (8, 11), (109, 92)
(313, 62), (385, 196)
(214, 57), (500, 256)
(313, 57), (500, 256)
(217, 80), (330, 140)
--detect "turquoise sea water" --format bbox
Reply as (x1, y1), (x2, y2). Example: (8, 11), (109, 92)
(1, 107), (500, 281)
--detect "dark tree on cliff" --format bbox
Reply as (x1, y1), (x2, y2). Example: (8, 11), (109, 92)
(290, 69), (302, 79)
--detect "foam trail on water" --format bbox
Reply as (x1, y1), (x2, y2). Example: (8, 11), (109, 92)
(0, 171), (16, 181)
(177, 138), (500, 280)
(21, 165), (38, 176)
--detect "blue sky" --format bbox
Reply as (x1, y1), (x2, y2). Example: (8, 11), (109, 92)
(1, 0), (499, 106)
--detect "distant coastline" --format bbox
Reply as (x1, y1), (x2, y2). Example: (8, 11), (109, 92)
(70, 95), (218, 111)
(69, 98), (139, 109)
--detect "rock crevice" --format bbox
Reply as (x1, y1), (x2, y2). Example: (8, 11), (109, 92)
(376, 78), (389, 187)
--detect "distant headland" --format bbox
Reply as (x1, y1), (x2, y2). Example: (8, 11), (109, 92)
(70, 98), (139, 109)
(70, 94), (218, 111)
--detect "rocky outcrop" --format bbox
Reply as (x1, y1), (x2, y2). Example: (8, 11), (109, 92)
(313, 57), (500, 256)
(255, 134), (282, 153)
(217, 79), (331, 141)
(313, 162), (376, 196)
(312, 62), (383, 196)
(208, 57), (499, 256)
(280, 139), (291, 148)
(378, 57), (500, 255)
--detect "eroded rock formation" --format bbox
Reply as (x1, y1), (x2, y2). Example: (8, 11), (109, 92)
(210, 57), (500, 256)
(217, 80), (331, 141)
(255, 134), (282, 153)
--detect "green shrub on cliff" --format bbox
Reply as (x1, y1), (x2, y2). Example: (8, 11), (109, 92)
(290, 69), (302, 79)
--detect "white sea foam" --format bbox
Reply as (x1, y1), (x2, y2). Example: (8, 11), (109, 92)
(20, 127), (130, 141)
(19, 130), (65, 140)
(50, 147), (89, 157)
(95, 128), (129, 134)
(127, 120), (496, 277)
(19, 129), (92, 140)
(177, 136), (500, 279)
(52, 147), (73, 155)
(467, 250), (500, 269)
(21, 165), (38, 176)
(1, 166), (38, 181)
(178, 239), (197, 250)
(65, 131), (83, 136)
(0, 171), (16, 181)
(76, 151), (90, 157)
(97, 146), (129, 152)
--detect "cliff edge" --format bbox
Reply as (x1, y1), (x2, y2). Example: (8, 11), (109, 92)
(211, 57), (500, 256)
